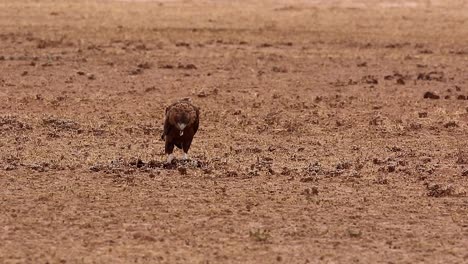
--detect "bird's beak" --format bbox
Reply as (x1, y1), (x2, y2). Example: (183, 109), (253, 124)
(177, 123), (186, 136)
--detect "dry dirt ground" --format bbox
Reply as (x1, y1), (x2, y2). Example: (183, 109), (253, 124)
(1, 0), (468, 263)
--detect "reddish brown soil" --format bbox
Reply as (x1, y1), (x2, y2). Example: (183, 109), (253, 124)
(1, 0), (468, 263)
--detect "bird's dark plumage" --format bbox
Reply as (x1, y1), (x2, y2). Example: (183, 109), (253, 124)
(161, 98), (200, 162)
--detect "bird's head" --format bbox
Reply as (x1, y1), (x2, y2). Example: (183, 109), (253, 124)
(166, 100), (199, 137)
(174, 111), (190, 136)
(177, 122), (187, 136)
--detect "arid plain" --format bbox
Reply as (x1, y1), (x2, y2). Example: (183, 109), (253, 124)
(1, 0), (468, 263)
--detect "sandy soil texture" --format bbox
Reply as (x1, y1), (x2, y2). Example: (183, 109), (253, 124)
(1, 0), (468, 263)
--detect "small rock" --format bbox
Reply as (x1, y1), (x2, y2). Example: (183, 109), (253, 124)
(301, 187), (319, 196)
(426, 183), (455, 197)
(418, 112), (428, 118)
(423, 91), (440, 99)
(178, 167), (187, 175)
(357, 62), (367, 67)
(396, 78), (405, 85)
(361, 75), (378, 84)
(226, 171), (238, 177)
(4, 165), (16, 171)
(129, 158), (145, 168)
(130, 68), (143, 75)
(300, 177), (315, 183)
(159, 64), (174, 69)
(89, 165), (101, 172)
(133, 232), (157, 242)
(347, 228), (362, 238)
(461, 169), (468, 177)
(175, 42), (190, 47)
(418, 71), (444, 81)
(457, 95), (466, 100)
(197, 90), (209, 98)
(178, 63), (197, 70)
(258, 43), (272, 48)
(272, 66), (287, 73)
(137, 62), (152, 69)
(444, 121), (458, 128)
(203, 168), (213, 174)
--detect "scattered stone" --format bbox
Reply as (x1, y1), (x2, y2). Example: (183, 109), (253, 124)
(396, 78), (405, 85)
(419, 49), (433, 54)
(197, 90), (209, 98)
(178, 167), (187, 175)
(137, 62), (152, 69)
(130, 68), (143, 75)
(4, 165), (16, 171)
(301, 187), (319, 196)
(226, 171), (238, 177)
(175, 42), (190, 47)
(423, 91), (440, 99)
(300, 177), (315, 183)
(418, 112), (428, 118)
(272, 66), (287, 73)
(426, 183), (455, 197)
(133, 232), (157, 242)
(457, 95), (466, 100)
(42, 117), (80, 131)
(129, 158), (145, 168)
(163, 162), (177, 169)
(159, 64), (174, 69)
(135, 43), (148, 50)
(145, 86), (157, 93)
(347, 228), (362, 238)
(89, 165), (102, 172)
(462, 169), (468, 177)
(374, 175), (389, 185)
(147, 160), (164, 168)
(178, 63), (197, 70)
(361, 75), (378, 85)
(417, 71), (444, 81)
(258, 43), (272, 48)
(444, 121), (458, 128)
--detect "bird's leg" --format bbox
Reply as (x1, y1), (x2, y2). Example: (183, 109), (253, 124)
(182, 139), (192, 161)
(167, 154), (175, 163)
(165, 140), (175, 164)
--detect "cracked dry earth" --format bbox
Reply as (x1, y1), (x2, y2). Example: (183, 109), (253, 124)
(1, 0), (468, 263)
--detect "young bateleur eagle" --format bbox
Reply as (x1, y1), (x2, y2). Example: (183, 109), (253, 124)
(161, 98), (200, 163)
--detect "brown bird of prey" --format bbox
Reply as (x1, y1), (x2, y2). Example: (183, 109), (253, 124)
(161, 98), (200, 163)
